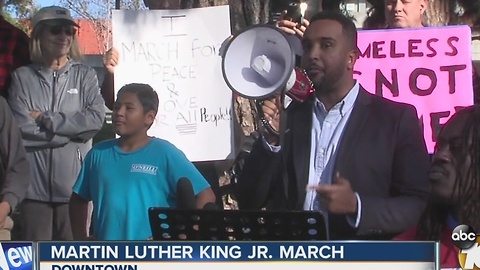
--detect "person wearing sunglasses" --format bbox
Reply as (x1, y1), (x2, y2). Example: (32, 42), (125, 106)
(6, 6), (106, 241)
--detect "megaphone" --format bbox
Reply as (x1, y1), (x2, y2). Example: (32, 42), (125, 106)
(221, 24), (314, 107)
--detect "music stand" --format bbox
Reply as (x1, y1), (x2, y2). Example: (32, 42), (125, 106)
(148, 207), (327, 241)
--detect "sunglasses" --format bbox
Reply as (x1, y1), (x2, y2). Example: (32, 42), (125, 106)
(48, 25), (77, 36)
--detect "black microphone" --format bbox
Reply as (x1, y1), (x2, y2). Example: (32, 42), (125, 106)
(176, 177), (196, 210)
(203, 202), (220, 210)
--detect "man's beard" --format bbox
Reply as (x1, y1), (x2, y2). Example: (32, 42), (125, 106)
(313, 79), (335, 96)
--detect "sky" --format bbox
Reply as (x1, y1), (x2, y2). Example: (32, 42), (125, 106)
(33, 0), (103, 18)
(35, 0), (60, 7)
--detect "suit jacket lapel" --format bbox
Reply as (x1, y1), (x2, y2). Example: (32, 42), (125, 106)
(283, 87), (371, 209)
(327, 86), (372, 239)
(334, 86), (372, 176)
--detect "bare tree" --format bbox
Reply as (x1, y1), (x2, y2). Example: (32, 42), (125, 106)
(4, 0), (37, 18)
(60, 0), (145, 54)
(424, 0), (456, 26)
(457, 0), (480, 27)
(2, 0), (38, 31)
(364, 0), (480, 28)
(424, 0), (480, 27)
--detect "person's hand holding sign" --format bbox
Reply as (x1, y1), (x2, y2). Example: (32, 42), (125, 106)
(308, 172), (358, 215)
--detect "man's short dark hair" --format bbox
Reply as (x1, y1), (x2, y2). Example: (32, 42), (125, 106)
(117, 83), (159, 114)
(309, 11), (358, 51)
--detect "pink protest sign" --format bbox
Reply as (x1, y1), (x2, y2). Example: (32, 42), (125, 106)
(354, 26), (474, 153)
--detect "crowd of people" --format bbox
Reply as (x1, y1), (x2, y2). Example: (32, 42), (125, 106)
(0, 0), (479, 268)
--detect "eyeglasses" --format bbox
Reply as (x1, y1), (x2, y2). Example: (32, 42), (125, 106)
(49, 25), (77, 36)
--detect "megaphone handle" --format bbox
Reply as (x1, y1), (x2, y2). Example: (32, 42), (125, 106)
(256, 100), (280, 137)
(255, 90), (288, 145)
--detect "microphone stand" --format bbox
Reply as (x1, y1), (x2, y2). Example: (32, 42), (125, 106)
(277, 88), (292, 209)
(254, 88), (290, 207)
(278, 89), (290, 150)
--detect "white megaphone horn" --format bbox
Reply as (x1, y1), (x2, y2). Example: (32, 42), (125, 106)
(221, 24), (314, 108)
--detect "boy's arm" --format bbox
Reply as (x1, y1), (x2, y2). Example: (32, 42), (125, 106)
(70, 150), (94, 240)
(69, 192), (91, 240)
(195, 188), (216, 209)
(165, 142), (216, 208)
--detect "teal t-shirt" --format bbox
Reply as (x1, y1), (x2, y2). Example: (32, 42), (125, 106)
(72, 137), (211, 240)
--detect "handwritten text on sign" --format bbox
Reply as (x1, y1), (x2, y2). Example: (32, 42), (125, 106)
(112, 6), (233, 161)
(354, 26), (473, 153)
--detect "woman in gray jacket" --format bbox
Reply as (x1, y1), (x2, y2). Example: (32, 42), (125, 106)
(7, 6), (106, 240)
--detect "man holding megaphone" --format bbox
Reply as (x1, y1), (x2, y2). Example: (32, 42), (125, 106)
(234, 11), (431, 241)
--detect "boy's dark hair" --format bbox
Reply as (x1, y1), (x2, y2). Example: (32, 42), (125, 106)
(117, 83), (159, 114)
(309, 11), (358, 51)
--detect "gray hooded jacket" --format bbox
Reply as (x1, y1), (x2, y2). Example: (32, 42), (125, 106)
(8, 60), (106, 203)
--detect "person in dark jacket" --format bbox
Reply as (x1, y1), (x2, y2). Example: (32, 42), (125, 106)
(0, 96), (30, 240)
(236, 11), (430, 240)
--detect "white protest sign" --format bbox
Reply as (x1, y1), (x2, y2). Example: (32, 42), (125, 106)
(112, 6), (233, 162)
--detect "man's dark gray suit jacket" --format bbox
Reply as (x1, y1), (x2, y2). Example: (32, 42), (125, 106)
(235, 86), (431, 240)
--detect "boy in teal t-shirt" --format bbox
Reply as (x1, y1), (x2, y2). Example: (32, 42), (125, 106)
(69, 83), (216, 240)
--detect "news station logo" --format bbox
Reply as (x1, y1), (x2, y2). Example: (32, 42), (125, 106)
(0, 243), (32, 270)
(452, 224), (480, 270)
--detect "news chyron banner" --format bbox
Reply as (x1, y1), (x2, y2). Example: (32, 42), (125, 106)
(0, 242), (33, 270)
(38, 242), (436, 270)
